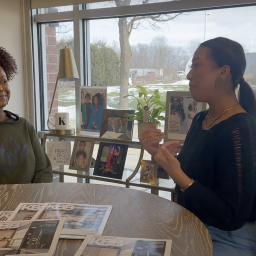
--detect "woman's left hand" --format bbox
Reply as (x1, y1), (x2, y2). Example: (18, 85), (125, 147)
(154, 146), (192, 190)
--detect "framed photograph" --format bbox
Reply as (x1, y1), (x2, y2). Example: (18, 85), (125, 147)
(47, 141), (71, 165)
(69, 138), (95, 172)
(80, 87), (107, 132)
(93, 142), (129, 180)
(140, 160), (158, 185)
(165, 91), (207, 142)
(100, 109), (135, 140)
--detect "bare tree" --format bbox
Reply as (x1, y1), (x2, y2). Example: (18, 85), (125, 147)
(115, 0), (182, 109)
(187, 39), (201, 57)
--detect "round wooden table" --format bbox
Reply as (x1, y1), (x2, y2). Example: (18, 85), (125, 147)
(0, 183), (212, 256)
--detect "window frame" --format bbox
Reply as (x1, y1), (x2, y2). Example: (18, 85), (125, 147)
(32, 0), (256, 134)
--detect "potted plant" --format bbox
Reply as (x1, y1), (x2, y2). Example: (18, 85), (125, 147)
(123, 85), (166, 137)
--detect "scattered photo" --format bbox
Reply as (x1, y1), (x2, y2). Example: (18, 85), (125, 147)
(0, 219), (64, 255)
(8, 203), (46, 221)
(74, 236), (172, 256)
(140, 160), (158, 185)
(94, 142), (129, 180)
(165, 91), (206, 141)
(35, 203), (112, 236)
(0, 211), (12, 221)
(69, 138), (95, 172)
(100, 109), (135, 141)
(80, 87), (107, 132)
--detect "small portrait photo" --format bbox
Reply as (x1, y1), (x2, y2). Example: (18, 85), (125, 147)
(140, 160), (158, 185)
(93, 142), (129, 180)
(69, 138), (95, 172)
(100, 109), (135, 140)
(80, 87), (107, 132)
(165, 91), (206, 142)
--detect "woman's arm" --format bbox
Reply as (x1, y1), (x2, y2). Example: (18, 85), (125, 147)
(29, 126), (53, 183)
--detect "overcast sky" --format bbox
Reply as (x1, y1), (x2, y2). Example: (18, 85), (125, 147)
(88, 4), (256, 53)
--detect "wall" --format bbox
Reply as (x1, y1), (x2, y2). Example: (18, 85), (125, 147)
(0, 0), (25, 117)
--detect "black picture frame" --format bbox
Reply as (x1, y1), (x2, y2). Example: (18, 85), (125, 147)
(93, 142), (129, 180)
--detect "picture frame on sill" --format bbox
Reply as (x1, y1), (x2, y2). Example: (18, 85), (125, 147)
(100, 109), (135, 141)
(80, 87), (107, 133)
(93, 142), (129, 180)
(69, 138), (95, 172)
(164, 91), (207, 142)
(140, 160), (158, 185)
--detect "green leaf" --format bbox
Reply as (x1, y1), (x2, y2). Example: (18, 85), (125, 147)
(136, 85), (148, 97)
(154, 89), (159, 94)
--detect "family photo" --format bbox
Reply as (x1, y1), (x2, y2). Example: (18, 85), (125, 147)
(69, 138), (94, 172)
(93, 143), (128, 179)
(100, 109), (134, 140)
(80, 87), (107, 132)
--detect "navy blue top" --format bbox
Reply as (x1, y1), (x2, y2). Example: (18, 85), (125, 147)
(176, 111), (256, 231)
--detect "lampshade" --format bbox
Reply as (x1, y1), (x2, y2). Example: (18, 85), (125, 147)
(58, 47), (79, 81)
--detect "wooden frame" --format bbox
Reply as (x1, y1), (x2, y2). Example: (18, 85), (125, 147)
(69, 137), (95, 172)
(164, 91), (207, 142)
(100, 109), (135, 141)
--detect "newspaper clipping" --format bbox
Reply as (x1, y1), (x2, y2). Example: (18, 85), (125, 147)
(0, 212), (13, 221)
(35, 203), (112, 236)
(74, 236), (172, 256)
(7, 204), (46, 221)
(0, 219), (64, 255)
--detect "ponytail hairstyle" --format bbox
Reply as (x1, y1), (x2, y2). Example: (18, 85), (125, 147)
(200, 37), (256, 118)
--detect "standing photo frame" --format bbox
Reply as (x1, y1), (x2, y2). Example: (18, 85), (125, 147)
(140, 160), (158, 185)
(93, 142), (129, 180)
(69, 137), (95, 172)
(100, 109), (135, 141)
(80, 87), (107, 133)
(165, 91), (207, 142)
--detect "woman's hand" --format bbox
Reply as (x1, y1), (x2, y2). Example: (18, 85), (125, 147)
(140, 123), (164, 156)
(154, 146), (192, 190)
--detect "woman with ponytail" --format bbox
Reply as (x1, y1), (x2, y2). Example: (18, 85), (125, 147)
(140, 37), (256, 255)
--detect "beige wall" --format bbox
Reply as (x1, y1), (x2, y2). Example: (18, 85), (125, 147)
(0, 0), (25, 117)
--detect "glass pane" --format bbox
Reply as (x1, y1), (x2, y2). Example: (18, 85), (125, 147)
(88, 5), (256, 137)
(39, 21), (75, 130)
(88, 0), (179, 9)
(37, 5), (73, 14)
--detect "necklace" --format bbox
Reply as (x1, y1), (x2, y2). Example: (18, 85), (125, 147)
(205, 103), (240, 128)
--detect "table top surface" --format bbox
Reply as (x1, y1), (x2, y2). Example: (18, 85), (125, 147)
(0, 183), (212, 256)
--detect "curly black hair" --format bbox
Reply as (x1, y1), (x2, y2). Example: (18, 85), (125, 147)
(0, 47), (18, 81)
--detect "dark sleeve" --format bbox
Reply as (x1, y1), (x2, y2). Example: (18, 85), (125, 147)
(182, 122), (256, 231)
(28, 124), (53, 183)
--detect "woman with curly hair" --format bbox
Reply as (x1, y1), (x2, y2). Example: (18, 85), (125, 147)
(0, 47), (53, 184)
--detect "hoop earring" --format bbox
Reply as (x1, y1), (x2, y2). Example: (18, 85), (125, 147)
(215, 77), (225, 90)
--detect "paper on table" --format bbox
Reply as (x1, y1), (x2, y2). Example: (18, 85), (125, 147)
(0, 211), (13, 221)
(35, 203), (112, 236)
(0, 219), (64, 256)
(74, 235), (172, 256)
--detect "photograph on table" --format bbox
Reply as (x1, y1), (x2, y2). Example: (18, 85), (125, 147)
(140, 160), (158, 185)
(165, 91), (206, 142)
(80, 87), (107, 132)
(69, 138), (95, 172)
(100, 109), (135, 140)
(93, 142), (129, 180)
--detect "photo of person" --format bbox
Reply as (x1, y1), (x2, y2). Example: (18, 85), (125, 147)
(100, 110), (134, 141)
(140, 160), (157, 185)
(107, 118), (118, 132)
(165, 91), (206, 142)
(69, 138), (95, 172)
(81, 93), (92, 130)
(80, 87), (107, 132)
(94, 142), (129, 179)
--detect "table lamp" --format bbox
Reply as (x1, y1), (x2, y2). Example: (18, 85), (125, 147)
(47, 47), (79, 135)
